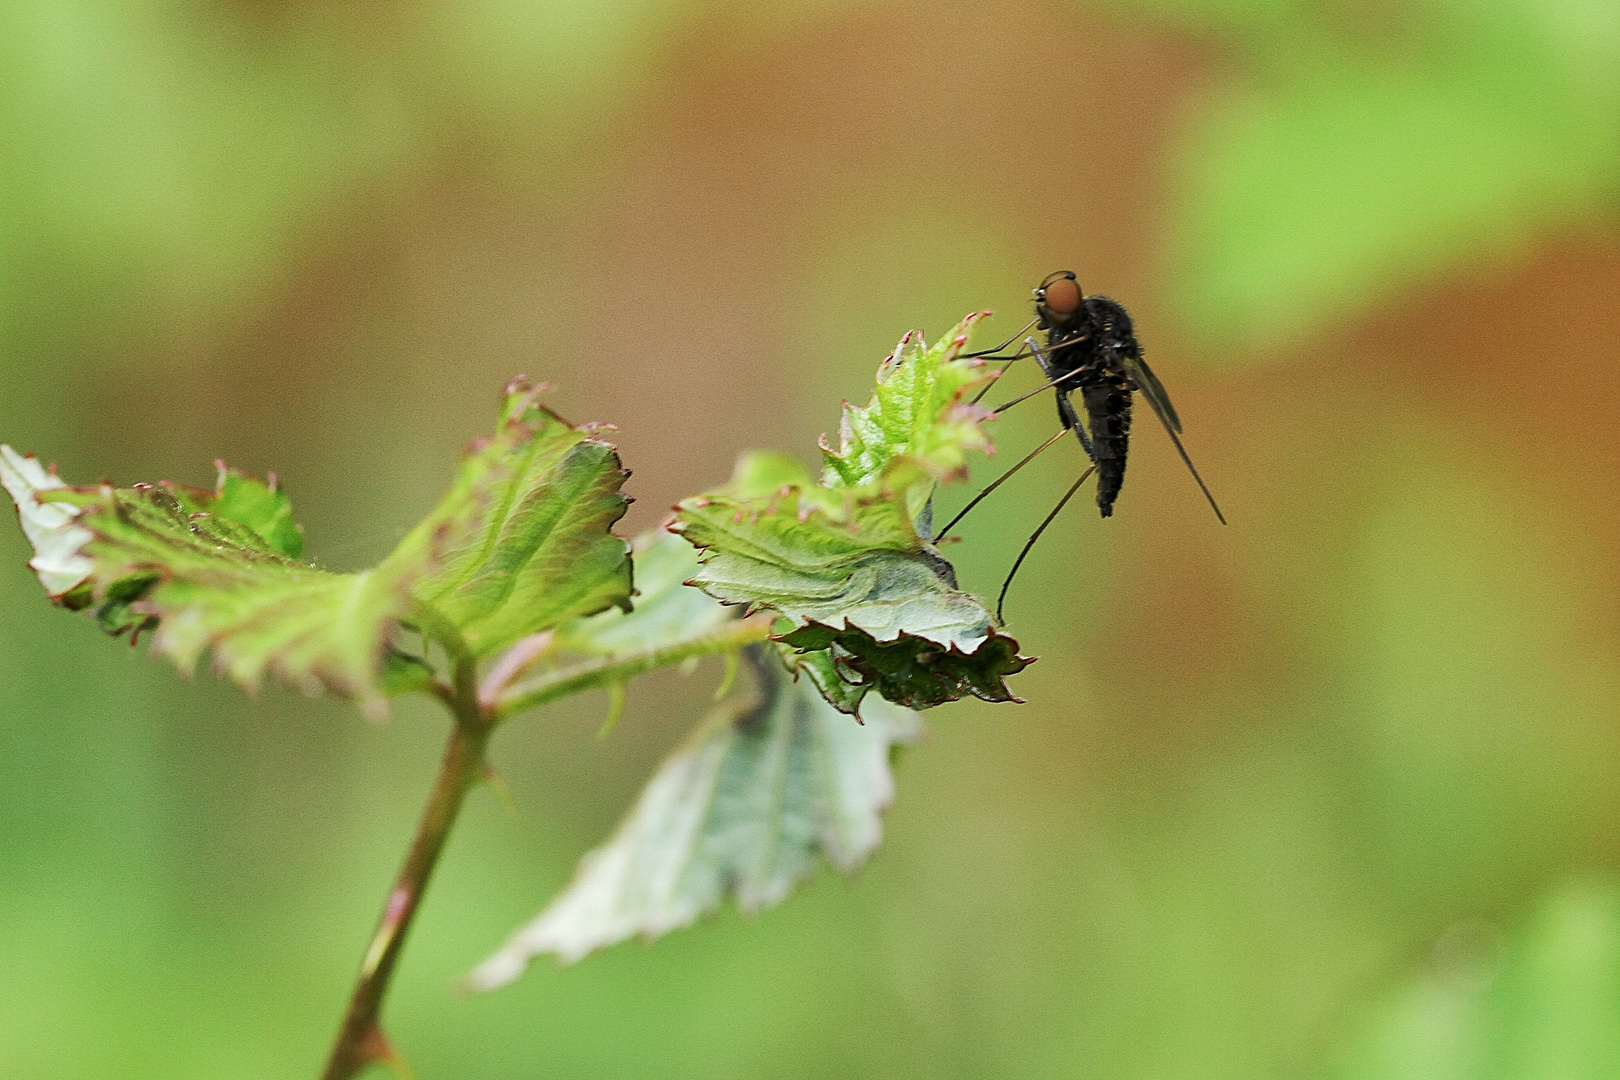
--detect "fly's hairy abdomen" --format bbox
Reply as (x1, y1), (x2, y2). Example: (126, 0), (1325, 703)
(1082, 376), (1133, 517)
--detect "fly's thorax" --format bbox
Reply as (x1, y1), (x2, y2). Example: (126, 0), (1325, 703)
(1082, 295), (1133, 334)
(1043, 324), (1092, 377)
(1081, 295), (1139, 353)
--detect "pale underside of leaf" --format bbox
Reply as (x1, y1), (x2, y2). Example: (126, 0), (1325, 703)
(687, 546), (991, 651)
(677, 490), (1028, 712)
(1, 445), (94, 596)
(465, 651), (922, 987)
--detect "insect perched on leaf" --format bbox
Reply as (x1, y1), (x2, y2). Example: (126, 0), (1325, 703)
(938, 271), (1225, 619)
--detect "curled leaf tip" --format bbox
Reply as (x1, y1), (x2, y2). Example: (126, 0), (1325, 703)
(778, 620), (1032, 714)
(502, 373), (551, 397)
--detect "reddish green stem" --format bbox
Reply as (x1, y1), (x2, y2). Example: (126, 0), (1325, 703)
(320, 715), (490, 1080)
(318, 611), (768, 1078)
(321, 615), (484, 1080)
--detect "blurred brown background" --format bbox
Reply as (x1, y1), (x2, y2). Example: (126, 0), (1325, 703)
(2, 0), (1618, 1076)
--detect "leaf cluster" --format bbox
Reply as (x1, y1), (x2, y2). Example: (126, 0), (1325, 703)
(3, 325), (1033, 1000)
(674, 315), (1032, 715)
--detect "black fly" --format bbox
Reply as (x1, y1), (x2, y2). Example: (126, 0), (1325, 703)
(938, 271), (1225, 619)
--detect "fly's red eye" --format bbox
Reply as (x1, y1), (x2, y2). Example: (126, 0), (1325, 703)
(1040, 275), (1082, 317)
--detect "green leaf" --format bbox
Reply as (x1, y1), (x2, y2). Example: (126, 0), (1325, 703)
(672, 316), (1031, 713)
(2, 447), (414, 718)
(489, 527), (773, 720)
(783, 645), (870, 715)
(819, 317), (998, 499)
(210, 462), (305, 559)
(681, 523), (1034, 712)
(383, 376), (632, 659)
(464, 648), (923, 986)
(3, 377), (636, 719)
(553, 527), (736, 657)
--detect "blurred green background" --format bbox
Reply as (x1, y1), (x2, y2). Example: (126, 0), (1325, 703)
(2, 0), (1618, 1076)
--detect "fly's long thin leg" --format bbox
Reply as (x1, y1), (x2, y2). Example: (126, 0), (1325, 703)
(935, 427), (1069, 541)
(968, 337), (1081, 405)
(1027, 337), (1097, 462)
(989, 365), (1087, 415)
(1142, 406), (1227, 525)
(959, 317), (1039, 359)
(1065, 400), (1097, 462)
(996, 465), (1097, 624)
(964, 333), (1088, 365)
(969, 336), (1090, 407)
(970, 356), (1019, 405)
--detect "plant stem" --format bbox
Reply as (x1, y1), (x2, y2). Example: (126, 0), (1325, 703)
(494, 614), (776, 720)
(319, 613), (772, 1077)
(321, 692), (489, 1078)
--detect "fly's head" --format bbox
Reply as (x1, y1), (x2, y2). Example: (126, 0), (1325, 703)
(1033, 271), (1084, 332)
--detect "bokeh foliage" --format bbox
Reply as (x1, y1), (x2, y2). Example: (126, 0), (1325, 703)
(1, 0), (1617, 1078)
(1120, 0), (1620, 347)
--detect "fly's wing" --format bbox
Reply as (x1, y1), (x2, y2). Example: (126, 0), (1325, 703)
(1120, 349), (1225, 524)
(1123, 354), (1182, 434)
